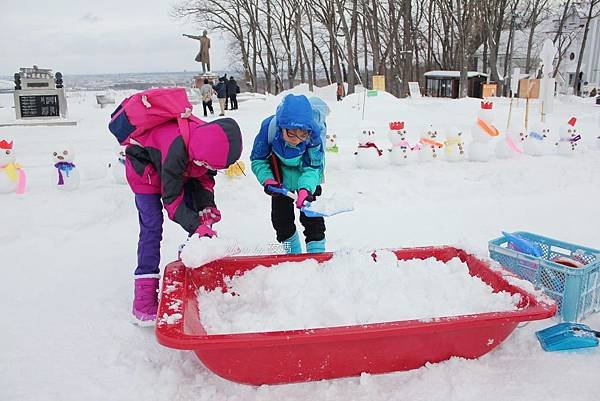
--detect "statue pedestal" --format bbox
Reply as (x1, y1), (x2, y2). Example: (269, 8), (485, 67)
(193, 72), (219, 87)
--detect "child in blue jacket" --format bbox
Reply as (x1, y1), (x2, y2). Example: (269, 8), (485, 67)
(250, 94), (326, 253)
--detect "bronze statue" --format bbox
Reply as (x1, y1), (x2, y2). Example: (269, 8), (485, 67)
(183, 30), (211, 73)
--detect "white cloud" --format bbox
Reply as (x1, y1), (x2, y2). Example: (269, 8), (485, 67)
(79, 13), (101, 24)
(0, 0), (230, 75)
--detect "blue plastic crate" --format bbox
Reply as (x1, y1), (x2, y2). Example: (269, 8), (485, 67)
(489, 232), (600, 322)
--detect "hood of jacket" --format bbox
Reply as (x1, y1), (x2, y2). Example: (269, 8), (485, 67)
(188, 118), (242, 170)
(308, 96), (330, 136)
(275, 94), (318, 141)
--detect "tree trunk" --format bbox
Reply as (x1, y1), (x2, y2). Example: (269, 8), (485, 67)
(573, 0), (599, 96)
(335, 0), (358, 94)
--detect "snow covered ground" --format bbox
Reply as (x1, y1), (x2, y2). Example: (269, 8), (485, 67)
(1, 85), (599, 401)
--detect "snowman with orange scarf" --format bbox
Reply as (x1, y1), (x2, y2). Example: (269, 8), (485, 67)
(418, 124), (444, 162)
(468, 101), (500, 162)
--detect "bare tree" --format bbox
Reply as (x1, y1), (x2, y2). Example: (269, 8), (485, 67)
(439, 0), (483, 97)
(334, 0), (359, 94)
(481, 0), (510, 87)
(522, 0), (550, 74)
(573, 0), (600, 95)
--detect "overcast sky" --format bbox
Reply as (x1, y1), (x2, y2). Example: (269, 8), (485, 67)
(0, 0), (230, 75)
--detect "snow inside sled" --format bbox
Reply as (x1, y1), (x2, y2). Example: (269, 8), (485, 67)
(155, 247), (556, 385)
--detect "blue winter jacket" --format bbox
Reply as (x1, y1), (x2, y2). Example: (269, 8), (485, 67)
(250, 94), (324, 193)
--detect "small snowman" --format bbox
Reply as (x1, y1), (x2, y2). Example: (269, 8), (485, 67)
(495, 126), (525, 159)
(443, 127), (466, 162)
(556, 117), (581, 156)
(524, 123), (551, 156)
(388, 121), (418, 165)
(108, 147), (127, 184)
(52, 146), (80, 190)
(325, 133), (339, 154)
(596, 115), (600, 151)
(355, 126), (384, 169)
(0, 139), (26, 194)
(418, 125), (444, 162)
(468, 101), (499, 162)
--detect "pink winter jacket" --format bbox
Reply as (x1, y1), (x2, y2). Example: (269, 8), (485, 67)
(125, 117), (242, 234)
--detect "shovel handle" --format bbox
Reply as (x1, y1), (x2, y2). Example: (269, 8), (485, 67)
(574, 327), (600, 337)
(266, 185), (297, 200)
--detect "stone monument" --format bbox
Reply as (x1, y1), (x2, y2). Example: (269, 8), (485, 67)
(6, 65), (76, 126)
(183, 31), (211, 73)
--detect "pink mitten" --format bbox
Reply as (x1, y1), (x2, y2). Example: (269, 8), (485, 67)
(195, 224), (216, 238)
(263, 178), (282, 196)
(199, 207), (221, 226)
(295, 189), (312, 209)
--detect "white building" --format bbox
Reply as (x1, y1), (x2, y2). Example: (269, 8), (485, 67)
(474, 1), (600, 95)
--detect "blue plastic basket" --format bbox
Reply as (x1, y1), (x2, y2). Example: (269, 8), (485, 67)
(489, 232), (600, 322)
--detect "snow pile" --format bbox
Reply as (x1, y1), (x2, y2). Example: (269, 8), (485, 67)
(198, 251), (521, 334)
(180, 234), (238, 268)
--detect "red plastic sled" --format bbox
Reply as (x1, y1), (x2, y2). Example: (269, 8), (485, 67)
(156, 247), (556, 385)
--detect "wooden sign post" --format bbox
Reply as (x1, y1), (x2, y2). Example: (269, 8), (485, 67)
(372, 75), (386, 91)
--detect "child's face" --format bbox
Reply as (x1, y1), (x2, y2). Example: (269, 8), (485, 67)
(282, 128), (309, 146)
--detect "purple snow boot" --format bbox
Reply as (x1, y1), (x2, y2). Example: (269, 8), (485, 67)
(132, 274), (160, 326)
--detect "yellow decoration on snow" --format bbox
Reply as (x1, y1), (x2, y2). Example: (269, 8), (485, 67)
(225, 161), (246, 178)
(1, 162), (23, 182)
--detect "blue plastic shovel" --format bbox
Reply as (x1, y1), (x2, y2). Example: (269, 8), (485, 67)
(502, 231), (543, 257)
(266, 185), (352, 218)
(536, 322), (600, 352)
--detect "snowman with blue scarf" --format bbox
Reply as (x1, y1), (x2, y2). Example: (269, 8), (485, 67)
(52, 145), (80, 191)
(524, 123), (551, 156)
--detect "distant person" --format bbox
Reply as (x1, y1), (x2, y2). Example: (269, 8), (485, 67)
(227, 76), (240, 110)
(213, 75), (227, 116)
(336, 83), (344, 101)
(199, 78), (214, 117)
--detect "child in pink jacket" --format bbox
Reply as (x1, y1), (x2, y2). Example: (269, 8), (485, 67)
(125, 117), (242, 326)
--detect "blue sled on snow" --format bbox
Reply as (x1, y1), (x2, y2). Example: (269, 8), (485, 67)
(536, 322), (600, 351)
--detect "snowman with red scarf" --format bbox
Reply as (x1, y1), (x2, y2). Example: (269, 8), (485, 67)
(0, 139), (26, 194)
(52, 145), (80, 190)
(355, 123), (385, 169)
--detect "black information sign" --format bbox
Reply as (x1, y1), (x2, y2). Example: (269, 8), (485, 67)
(19, 95), (60, 118)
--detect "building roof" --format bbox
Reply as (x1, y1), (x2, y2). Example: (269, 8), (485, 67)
(424, 71), (489, 79)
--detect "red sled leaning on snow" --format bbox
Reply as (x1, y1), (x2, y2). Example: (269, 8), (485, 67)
(155, 247), (556, 385)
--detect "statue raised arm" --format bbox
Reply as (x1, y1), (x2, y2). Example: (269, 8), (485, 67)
(183, 30), (211, 73)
